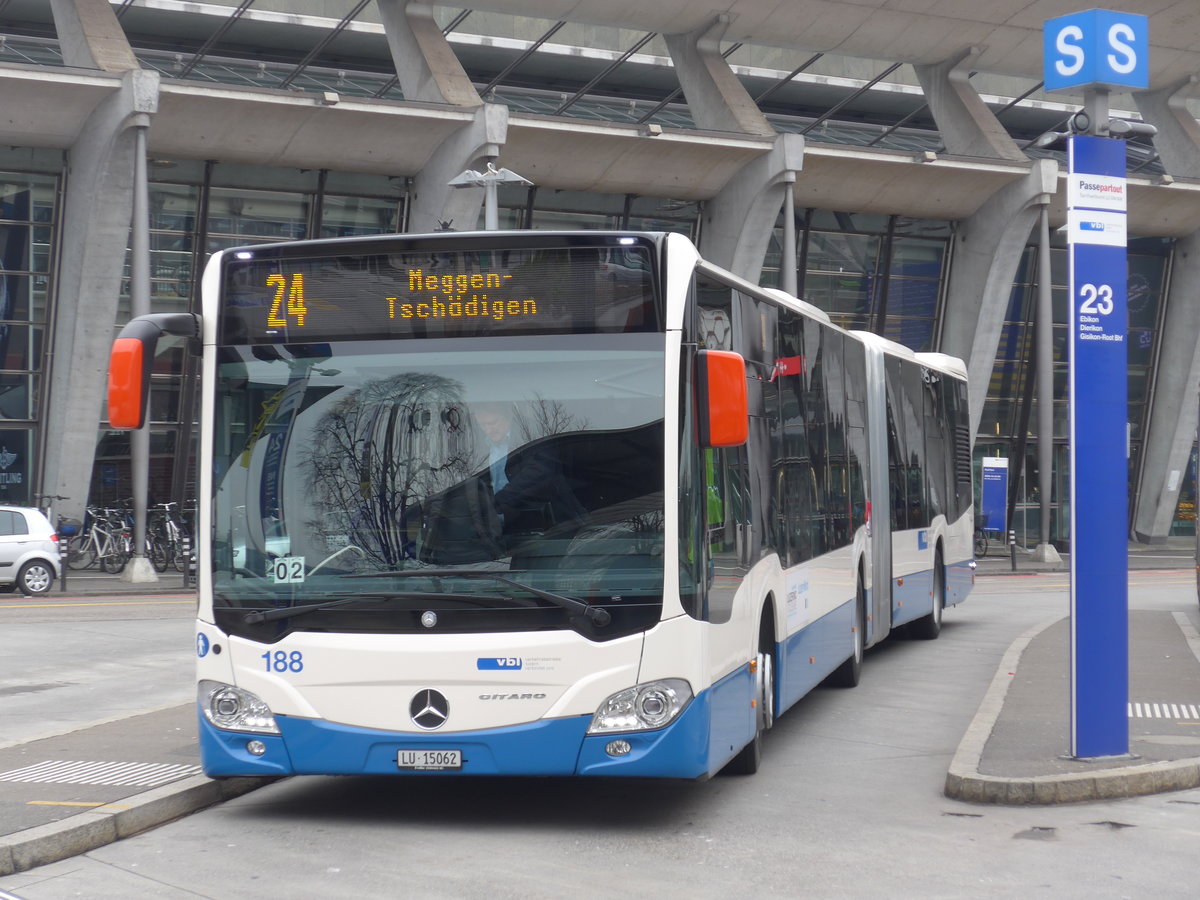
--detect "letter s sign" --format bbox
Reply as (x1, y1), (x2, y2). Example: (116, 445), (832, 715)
(1043, 10), (1148, 93)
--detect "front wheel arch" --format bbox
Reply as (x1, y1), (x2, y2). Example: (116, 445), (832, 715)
(910, 546), (945, 640)
(721, 599), (777, 775)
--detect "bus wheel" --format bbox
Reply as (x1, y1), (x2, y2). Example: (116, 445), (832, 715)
(910, 551), (944, 640)
(724, 643), (774, 775)
(828, 577), (865, 687)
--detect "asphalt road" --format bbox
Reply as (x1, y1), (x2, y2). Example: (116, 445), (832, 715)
(2, 574), (1200, 899)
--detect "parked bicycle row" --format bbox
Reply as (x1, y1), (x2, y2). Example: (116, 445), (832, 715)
(62, 501), (194, 575)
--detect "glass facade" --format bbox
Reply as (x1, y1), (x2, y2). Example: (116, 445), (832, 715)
(977, 235), (1174, 548)
(760, 211), (949, 353)
(0, 173), (56, 506)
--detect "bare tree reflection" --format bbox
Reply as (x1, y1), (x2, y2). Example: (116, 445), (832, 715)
(511, 393), (586, 445)
(305, 373), (471, 569)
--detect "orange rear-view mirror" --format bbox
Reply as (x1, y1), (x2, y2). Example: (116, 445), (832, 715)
(696, 349), (748, 448)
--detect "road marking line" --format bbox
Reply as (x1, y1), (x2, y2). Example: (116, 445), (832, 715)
(0, 599), (194, 610)
(26, 800), (107, 808)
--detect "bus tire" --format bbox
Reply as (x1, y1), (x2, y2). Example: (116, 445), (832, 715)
(828, 575), (866, 687)
(910, 550), (944, 640)
(723, 619), (775, 776)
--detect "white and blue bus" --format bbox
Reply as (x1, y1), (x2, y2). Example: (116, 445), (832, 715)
(108, 230), (973, 779)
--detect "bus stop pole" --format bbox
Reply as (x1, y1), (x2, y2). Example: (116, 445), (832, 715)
(123, 115), (157, 583)
(1034, 203), (1061, 564)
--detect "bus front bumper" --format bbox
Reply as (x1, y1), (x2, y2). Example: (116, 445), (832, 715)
(198, 689), (716, 779)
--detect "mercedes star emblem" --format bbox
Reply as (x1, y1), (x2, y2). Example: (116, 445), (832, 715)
(410, 689), (450, 730)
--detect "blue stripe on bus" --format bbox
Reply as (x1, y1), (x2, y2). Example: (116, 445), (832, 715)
(946, 559), (973, 607)
(891, 567), (934, 628)
(776, 599), (857, 714)
(197, 666), (758, 780)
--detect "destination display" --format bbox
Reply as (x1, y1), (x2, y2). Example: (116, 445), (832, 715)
(220, 242), (659, 344)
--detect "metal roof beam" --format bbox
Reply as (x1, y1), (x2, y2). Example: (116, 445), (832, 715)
(554, 31), (657, 116)
(800, 61), (902, 135)
(753, 52), (823, 106)
(479, 21), (566, 97)
(279, 0), (371, 90)
(178, 0), (254, 79)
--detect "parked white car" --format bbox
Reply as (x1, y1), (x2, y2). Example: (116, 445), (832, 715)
(0, 506), (61, 595)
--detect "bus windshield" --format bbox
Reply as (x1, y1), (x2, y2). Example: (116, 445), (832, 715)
(210, 333), (665, 640)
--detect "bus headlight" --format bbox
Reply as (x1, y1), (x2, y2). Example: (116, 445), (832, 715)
(587, 679), (692, 733)
(199, 680), (280, 734)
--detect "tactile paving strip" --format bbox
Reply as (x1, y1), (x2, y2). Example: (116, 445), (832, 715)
(0, 760), (201, 787)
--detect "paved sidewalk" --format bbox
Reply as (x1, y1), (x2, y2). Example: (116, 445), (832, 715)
(946, 536), (1200, 803)
(945, 608), (1200, 804)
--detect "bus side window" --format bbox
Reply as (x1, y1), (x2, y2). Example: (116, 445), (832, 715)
(901, 361), (928, 529)
(885, 358), (907, 531)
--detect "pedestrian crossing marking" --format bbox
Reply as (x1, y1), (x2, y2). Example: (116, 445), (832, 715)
(0, 760), (201, 787)
(1127, 702), (1200, 720)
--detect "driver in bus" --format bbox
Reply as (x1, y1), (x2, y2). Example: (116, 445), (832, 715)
(472, 401), (587, 544)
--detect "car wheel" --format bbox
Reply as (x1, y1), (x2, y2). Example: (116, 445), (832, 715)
(17, 560), (55, 595)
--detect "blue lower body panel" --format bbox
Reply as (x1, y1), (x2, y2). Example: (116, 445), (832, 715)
(199, 669), (752, 780)
(776, 599), (855, 714)
(947, 559), (973, 607)
(892, 568), (933, 627)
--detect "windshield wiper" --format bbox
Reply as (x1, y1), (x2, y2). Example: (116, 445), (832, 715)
(241, 591), (465, 625)
(345, 569), (612, 626)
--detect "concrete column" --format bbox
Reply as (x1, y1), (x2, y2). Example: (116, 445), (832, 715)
(1132, 75), (1200, 178)
(377, 0), (482, 107)
(49, 0), (139, 71)
(407, 104), (508, 233)
(939, 160), (1059, 437)
(913, 47), (1026, 162)
(663, 16), (774, 136)
(41, 70), (160, 526)
(698, 134), (804, 282)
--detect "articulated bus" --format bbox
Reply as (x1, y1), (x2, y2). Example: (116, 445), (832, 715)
(108, 230), (973, 779)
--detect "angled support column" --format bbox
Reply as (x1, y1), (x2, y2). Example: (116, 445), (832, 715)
(408, 104), (508, 233)
(940, 160), (1058, 437)
(699, 134), (803, 282)
(1133, 74), (1200, 178)
(377, 0), (482, 106)
(49, 0), (139, 71)
(913, 47), (1026, 161)
(663, 16), (774, 136)
(42, 70), (160, 525)
(1131, 233), (1200, 543)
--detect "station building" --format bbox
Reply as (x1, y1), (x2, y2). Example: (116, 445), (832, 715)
(4, 1), (1200, 548)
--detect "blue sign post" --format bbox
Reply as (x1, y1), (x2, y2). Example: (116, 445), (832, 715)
(1044, 9), (1148, 759)
(1066, 135), (1129, 758)
(980, 457), (1008, 538)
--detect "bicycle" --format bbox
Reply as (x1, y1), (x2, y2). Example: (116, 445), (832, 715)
(974, 528), (990, 558)
(148, 502), (191, 573)
(66, 507), (130, 574)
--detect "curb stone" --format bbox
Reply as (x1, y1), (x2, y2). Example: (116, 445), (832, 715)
(0, 775), (273, 876)
(944, 616), (1200, 805)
